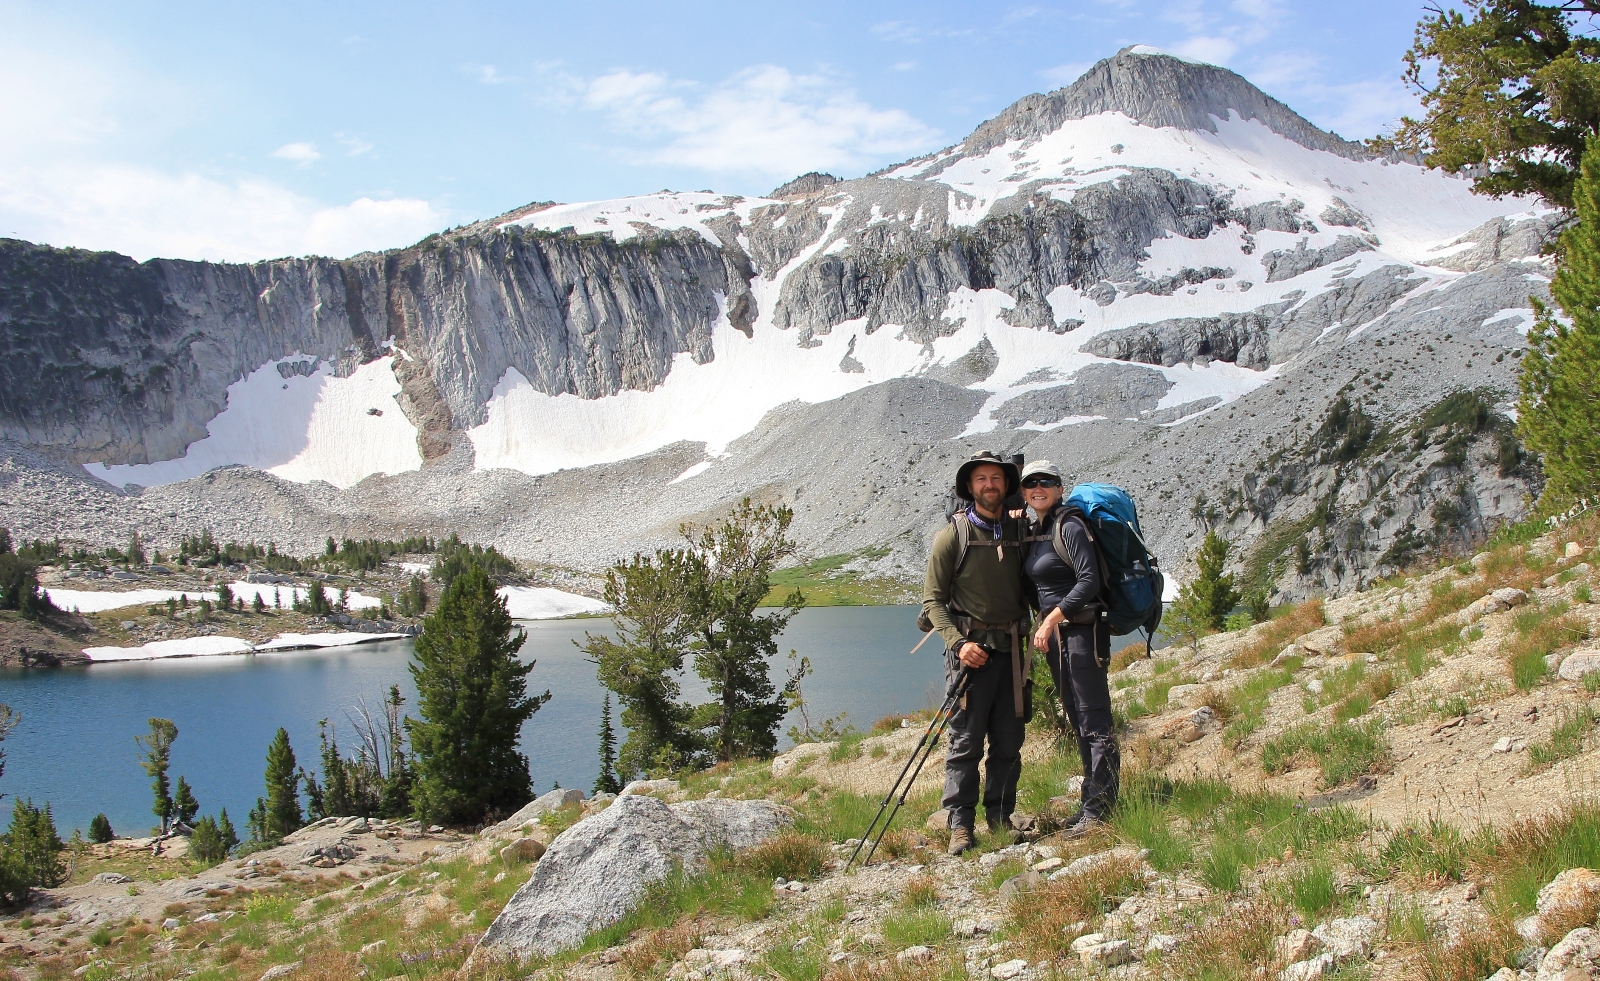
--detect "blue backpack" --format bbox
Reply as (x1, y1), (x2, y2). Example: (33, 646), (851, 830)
(1056, 483), (1165, 652)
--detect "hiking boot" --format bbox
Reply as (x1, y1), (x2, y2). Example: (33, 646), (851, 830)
(986, 812), (1021, 843)
(1062, 813), (1106, 841)
(948, 825), (976, 856)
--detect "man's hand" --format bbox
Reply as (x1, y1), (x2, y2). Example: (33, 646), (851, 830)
(958, 642), (989, 668)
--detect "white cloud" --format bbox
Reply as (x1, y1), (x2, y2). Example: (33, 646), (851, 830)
(463, 63), (511, 85)
(581, 65), (939, 177)
(891, 60), (918, 72)
(1040, 62), (1094, 88)
(271, 141), (322, 165)
(337, 133), (374, 156)
(0, 162), (444, 262)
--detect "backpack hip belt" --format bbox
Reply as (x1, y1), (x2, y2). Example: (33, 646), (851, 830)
(953, 614), (1030, 718)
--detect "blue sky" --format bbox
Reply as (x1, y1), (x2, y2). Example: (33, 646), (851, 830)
(1, 0), (1436, 262)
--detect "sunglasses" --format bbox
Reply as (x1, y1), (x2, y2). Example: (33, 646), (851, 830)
(1021, 477), (1061, 489)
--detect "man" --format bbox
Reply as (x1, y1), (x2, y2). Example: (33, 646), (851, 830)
(1017, 460), (1118, 838)
(922, 451), (1031, 856)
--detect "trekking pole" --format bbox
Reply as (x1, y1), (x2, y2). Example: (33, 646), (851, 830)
(845, 668), (971, 871)
(908, 629), (937, 655)
(858, 680), (969, 868)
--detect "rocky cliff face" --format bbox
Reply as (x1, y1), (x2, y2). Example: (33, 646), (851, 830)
(0, 46), (1565, 603)
(0, 226), (739, 461)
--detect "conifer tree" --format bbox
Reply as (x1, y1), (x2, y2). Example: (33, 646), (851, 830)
(317, 720), (353, 818)
(262, 728), (303, 840)
(0, 528), (11, 554)
(407, 563), (547, 825)
(171, 776), (199, 827)
(217, 808), (239, 854)
(253, 594), (265, 614)
(1520, 135), (1600, 503)
(684, 500), (805, 762)
(585, 550), (703, 779)
(595, 694), (621, 795)
(88, 813), (113, 844)
(1193, 531), (1241, 630)
(189, 815), (227, 864)
(127, 531), (145, 567)
(136, 718), (178, 834)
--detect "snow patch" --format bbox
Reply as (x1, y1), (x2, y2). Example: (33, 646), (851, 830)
(83, 637), (254, 662)
(255, 632), (410, 652)
(670, 461), (713, 484)
(44, 581), (384, 613)
(83, 355), (421, 490)
(498, 586), (609, 619)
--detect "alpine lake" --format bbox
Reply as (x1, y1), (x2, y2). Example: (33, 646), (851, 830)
(0, 606), (1148, 836)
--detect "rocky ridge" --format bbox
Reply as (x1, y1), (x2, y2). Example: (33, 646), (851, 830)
(0, 46), (1565, 604)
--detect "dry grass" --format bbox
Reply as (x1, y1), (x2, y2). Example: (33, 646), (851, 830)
(738, 832), (831, 881)
(1231, 599), (1325, 669)
(617, 922), (703, 979)
(1005, 851), (1145, 961)
(1156, 899), (1290, 980)
(1417, 914), (1521, 981)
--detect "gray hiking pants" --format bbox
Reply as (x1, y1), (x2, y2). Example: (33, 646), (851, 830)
(942, 646), (1027, 830)
(1046, 623), (1119, 820)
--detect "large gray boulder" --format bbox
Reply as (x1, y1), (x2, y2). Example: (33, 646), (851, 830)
(473, 795), (794, 962)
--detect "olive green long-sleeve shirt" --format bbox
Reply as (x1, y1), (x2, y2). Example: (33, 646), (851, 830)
(921, 515), (1028, 651)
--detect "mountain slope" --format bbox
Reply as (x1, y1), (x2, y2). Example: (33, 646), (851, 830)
(0, 46), (1561, 599)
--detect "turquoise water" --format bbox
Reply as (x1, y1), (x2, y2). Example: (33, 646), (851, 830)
(0, 606), (1152, 835)
(0, 607), (943, 834)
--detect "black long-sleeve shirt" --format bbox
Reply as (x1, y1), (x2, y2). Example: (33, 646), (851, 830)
(1024, 506), (1102, 619)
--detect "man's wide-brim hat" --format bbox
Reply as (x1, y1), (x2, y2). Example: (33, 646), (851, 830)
(954, 451), (1020, 502)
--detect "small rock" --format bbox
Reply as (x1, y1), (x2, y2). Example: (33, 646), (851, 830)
(979, 852), (1005, 870)
(1537, 927), (1600, 981)
(1146, 934), (1180, 955)
(1071, 933), (1109, 953)
(1485, 969), (1517, 981)
(493, 872), (507, 883)
(1306, 679), (1324, 694)
(991, 958), (1029, 979)
(619, 778), (680, 797)
(1279, 953), (1335, 981)
(1275, 929), (1320, 964)
(998, 870), (1044, 903)
(1494, 587), (1530, 608)
(1566, 542), (1583, 559)
(926, 808), (950, 831)
(975, 918), (1001, 935)
(1078, 938), (1134, 969)
(161, 918), (180, 931)
(359, 940), (386, 957)
(1493, 737), (1515, 753)
(786, 881), (807, 893)
(427, 825), (444, 833)
(259, 964), (301, 981)
(1538, 868), (1600, 918)
(897, 945), (934, 964)
(1032, 857), (1063, 873)
(92, 872), (132, 884)
(954, 918), (979, 938)
(1066, 775), (1084, 795)
(1166, 684), (1206, 708)
(499, 837), (546, 865)
(1557, 651), (1600, 682)
(1311, 916), (1382, 962)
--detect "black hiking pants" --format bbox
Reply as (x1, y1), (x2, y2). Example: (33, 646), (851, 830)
(942, 646), (1026, 830)
(1046, 622), (1120, 820)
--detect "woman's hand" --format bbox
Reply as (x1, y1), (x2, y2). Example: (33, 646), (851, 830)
(1008, 508), (1027, 520)
(1033, 609), (1063, 651)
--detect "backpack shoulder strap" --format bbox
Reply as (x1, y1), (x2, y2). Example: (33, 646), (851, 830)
(951, 513), (973, 576)
(1051, 507), (1094, 570)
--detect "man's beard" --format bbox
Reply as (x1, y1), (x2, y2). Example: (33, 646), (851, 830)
(975, 488), (1004, 511)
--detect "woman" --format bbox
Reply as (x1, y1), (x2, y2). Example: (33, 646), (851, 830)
(1018, 460), (1120, 838)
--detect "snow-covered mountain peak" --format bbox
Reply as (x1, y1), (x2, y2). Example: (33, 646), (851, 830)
(947, 46), (1366, 166)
